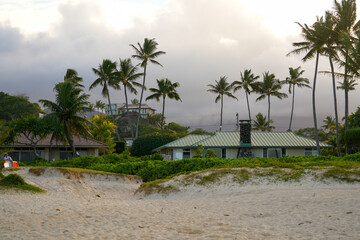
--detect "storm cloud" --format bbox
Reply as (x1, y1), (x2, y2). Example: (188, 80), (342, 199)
(0, 0), (358, 131)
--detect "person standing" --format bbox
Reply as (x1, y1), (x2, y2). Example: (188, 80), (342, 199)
(3, 152), (13, 167)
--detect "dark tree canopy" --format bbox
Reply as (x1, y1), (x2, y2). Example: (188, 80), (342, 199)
(0, 92), (42, 121)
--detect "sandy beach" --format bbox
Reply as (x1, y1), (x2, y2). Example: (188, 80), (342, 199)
(1, 167), (359, 240)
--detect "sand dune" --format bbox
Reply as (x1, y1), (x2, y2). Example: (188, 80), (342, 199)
(1, 167), (359, 239)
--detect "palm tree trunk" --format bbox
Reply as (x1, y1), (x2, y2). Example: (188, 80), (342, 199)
(245, 91), (251, 120)
(289, 85), (295, 131)
(161, 96), (166, 134)
(65, 120), (77, 157)
(267, 95), (270, 131)
(107, 91), (120, 141)
(313, 52), (321, 155)
(124, 85), (133, 138)
(329, 56), (340, 157)
(220, 95), (223, 132)
(136, 63), (147, 138)
(344, 54), (349, 155)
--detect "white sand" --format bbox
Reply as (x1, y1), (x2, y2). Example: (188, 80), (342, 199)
(1, 167), (359, 240)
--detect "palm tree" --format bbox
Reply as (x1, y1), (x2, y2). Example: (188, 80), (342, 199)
(116, 58), (143, 117)
(146, 78), (181, 133)
(252, 113), (274, 131)
(39, 82), (92, 157)
(207, 76), (237, 132)
(255, 72), (287, 131)
(64, 69), (84, 88)
(333, 0), (360, 136)
(283, 67), (311, 131)
(130, 38), (166, 138)
(322, 115), (336, 133)
(95, 100), (106, 113)
(232, 69), (260, 121)
(287, 17), (328, 155)
(89, 59), (120, 140)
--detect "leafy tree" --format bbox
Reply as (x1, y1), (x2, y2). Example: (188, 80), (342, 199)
(0, 92), (42, 121)
(190, 128), (212, 135)
(255, 72), (287, 131)
(348, 106), (360, 128)
(131, 133), (176, 156)
(89, 115), (116, 155)
(5, 117), (55, 158)
(146, 78), (182, 133)
(64, 69), (84, 88)
(89, 59), (120, 140)
(164, 122), (189, 138)
(207, 76), (237, 132)
(283, 67), (310, 131)
(193, 145), (204, 158)
(294, 127), (329, 142)
(232, 69), (260, 120)
(130, 38), (166, 138)
(204, 149), (217, 158)
(252, 113), (274, 132)
(39, 82), (93, 157)
(131, 98), (139, 104)
(147, 113), (163, 128)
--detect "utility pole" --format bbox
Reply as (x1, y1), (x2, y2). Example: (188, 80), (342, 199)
(236, 113), (239, 131)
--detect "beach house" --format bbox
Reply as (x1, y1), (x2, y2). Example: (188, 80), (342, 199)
(155, 121), (332, 160)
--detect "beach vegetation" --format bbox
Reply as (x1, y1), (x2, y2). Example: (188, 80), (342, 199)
(131, 133), (177, 156)
(135, 179), (179, 195)
(0, 173), (44, 193)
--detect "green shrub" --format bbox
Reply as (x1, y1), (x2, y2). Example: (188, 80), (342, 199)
(205, 149), (217, 158)
(114, 141), (126, 154)
(151, 153), (164, 160)
(193, 145), (204, 158)
(0, 173), (25, 185)
(344, 128), (360, 153)
(131, 134), (177, 156)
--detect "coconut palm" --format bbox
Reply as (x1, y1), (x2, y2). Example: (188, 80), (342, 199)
(322, 115), (337, 133)
(130, 38), (166, 138)
(39, 82), (92, 157)
(255, 72), (287, 131)
(252, 113), (274, 132)
(232, 69), (260, 121)
(89, 59), (120, 140)
(283, 67), (311, 131)
(95, 100), (106, 113)
(333, 0), (360, 136)
(287, 17), (328, 155)
(64, 69), (84, 88)
(207, 76), (237, 132)
(116, 58), (143, 116)
(146, 78), (181, 134)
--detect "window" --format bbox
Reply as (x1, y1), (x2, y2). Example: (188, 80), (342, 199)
(60, 152), (73, 160)
(222, 149), (226, 158)
(183, 149), (191, 159)
(268, 148), (282, 158)
(282, 148), (287, 156)
(305, 148), (317, 156)
(263, 148), (268, 158)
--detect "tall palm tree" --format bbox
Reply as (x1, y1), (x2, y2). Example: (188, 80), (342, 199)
(333, 0), (360, 136)
(207, 76), (237, 132)
(256, 72), (287, 131)
(89, 59), (120, 140)
(232, 69), (260, 121)
(39, 82), (92, 157)
(287, 17), (328, 155)
(130, 38), (166, 138)
(322, 115), (337, 133)
(64, 69), (84, 88)
(116, 58), (143, 116)
(252, 113), (274, 132)
(283, 67), (311, 131)
(146, 78), (181, 133)
(95, 100), (106, 113)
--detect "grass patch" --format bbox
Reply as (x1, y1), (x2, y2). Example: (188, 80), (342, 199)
(135, 179), (180, 196)
(0, 174), (45, 193)
(2, 167), (21, 172)
(29, 167), (46, 176)
(321, 168), (360, 183)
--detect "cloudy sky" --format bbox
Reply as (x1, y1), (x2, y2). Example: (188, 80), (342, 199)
(0, 0), (359, 131)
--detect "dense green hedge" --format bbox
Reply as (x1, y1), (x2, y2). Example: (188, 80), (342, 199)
(114, 141), (126, 154)
(21, 152), (360, 182)
(344, 128), (360, 147)
(130, 134), (177, 156)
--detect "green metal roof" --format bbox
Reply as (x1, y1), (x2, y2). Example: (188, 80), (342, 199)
(156, 131), (332, 150)
(154, 134), (210, 150)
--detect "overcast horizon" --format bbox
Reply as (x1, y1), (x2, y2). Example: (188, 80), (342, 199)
(1, 0), (359, 132)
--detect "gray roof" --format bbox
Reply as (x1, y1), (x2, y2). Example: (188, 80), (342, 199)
(156, 131), (332, 150)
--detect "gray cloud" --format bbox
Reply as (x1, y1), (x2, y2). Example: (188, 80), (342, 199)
(0, 0), (358, 132)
